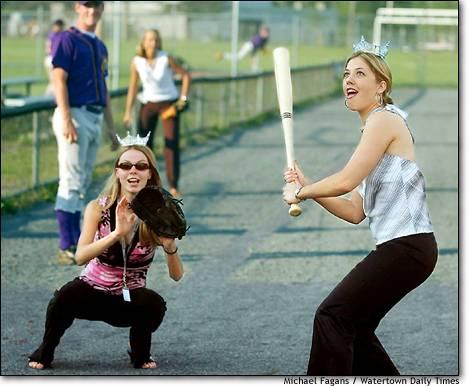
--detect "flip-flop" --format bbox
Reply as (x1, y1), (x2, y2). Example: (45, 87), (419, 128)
(127, 349), (158, 369)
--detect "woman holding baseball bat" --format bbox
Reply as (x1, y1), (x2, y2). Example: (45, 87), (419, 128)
(123, 29), (191, 198)
(283, 38), (437, 375)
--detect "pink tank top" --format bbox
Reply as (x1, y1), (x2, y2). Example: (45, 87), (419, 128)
(80, 196), (156, 295)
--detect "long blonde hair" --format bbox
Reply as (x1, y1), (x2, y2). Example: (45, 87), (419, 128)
(136, 29), (162, 58)
(99, 145), (162, 247)
(345, 51), (394, 105)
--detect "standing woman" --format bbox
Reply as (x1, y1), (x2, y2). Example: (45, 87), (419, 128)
(283, 37), (437, 375)
(28, 136), (184, 370)
(123, 29), (191, 198)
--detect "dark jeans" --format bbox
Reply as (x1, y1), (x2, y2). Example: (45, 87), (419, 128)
(138, 100), (180, 189)
(307, 233), (438, 375)
(29, 278), (167, 368)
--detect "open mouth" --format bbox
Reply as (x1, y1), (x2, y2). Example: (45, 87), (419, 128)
(346, 88), (358, 98)
(127, 178), (140, 186)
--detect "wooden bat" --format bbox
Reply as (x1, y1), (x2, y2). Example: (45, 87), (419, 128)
(273, 47), (302, 217)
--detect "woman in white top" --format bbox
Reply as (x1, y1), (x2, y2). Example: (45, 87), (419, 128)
(124, 29), (191, 198)
(283, 40), (437, 375)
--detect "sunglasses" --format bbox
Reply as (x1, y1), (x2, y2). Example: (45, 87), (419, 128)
(116, 162), (151, 171)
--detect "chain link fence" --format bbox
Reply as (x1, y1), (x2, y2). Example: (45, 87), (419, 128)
(1, 63), (341, 198)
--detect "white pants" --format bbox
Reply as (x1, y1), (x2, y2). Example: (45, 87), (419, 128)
(223, 41), (254, 61)
(44, 55), (54, 96)
(53, 107), (103, 213)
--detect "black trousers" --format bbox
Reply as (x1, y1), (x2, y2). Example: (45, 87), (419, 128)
(307, 233), (438, 375)
(29, 278), (167, 368)
(137, 100), (180, 190)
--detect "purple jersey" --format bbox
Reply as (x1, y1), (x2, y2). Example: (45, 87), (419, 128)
(51, 27), (109, 107)
(250, 34), (269, 51)
(47, 31), (62, 55)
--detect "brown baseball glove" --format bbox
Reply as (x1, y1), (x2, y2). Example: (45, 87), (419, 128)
(130, 186), (188, 240)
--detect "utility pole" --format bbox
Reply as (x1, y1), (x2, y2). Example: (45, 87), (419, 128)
(230, 1), (239, 77)
(347, 1), (356, 47)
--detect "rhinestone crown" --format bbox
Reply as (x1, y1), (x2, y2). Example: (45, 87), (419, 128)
(116, 131), (150, 147)
(352, 36), (391, 59)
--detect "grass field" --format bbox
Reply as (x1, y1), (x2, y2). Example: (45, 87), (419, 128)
(1, 36), (458, 96)
(0, 36), (458, 213)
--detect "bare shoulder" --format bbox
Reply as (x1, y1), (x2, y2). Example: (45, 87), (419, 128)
(367, 109), (405, 127)
(365, 109), (407, 136)
(85, 199), (104, 218)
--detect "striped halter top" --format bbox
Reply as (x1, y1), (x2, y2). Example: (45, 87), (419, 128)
(357, 105), (433, 245)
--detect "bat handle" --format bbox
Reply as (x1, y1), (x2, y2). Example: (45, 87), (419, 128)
(288, 203), (302, 217)
(285, 175), (302, 217)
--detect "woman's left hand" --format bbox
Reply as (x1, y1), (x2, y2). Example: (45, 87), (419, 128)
(175, 98), (189, 112)
(283, 182), (302, 205)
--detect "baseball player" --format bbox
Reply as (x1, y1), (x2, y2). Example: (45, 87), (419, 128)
(51, 1), (119, 265)
(216, 25), (270, 71)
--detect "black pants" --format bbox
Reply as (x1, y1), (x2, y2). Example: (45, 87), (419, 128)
(307, 233), (438, 375)
(137, 100), (180, 190)
(29, 278), (167, 368)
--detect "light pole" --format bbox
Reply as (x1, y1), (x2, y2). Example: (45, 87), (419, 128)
(111, 1), (121, 90)
(230, 1), (239, 77)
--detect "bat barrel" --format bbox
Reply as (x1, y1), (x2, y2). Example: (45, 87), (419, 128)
(273, 46), (302, 218)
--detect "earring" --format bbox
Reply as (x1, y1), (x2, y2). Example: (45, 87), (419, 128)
(344, 98), (350, 110)
(376, 93), (384, 106)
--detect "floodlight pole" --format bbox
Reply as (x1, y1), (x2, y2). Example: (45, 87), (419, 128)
(111, 1), (121, 90)
(230, 1), (239, 77)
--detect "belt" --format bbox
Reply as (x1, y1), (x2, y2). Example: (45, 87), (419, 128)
(84, 105), (104, 114)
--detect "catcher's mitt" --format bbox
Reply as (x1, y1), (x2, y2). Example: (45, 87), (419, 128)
(130, 186), (188, 240)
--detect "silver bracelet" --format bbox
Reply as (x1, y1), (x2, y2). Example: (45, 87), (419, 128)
(163, 246), (178, 255)
(294, 186), (304, 201)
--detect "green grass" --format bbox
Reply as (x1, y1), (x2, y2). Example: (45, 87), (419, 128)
(0, 36), (457, 213)
(1, 37), (458, 94)
(0, 89), (336, 215)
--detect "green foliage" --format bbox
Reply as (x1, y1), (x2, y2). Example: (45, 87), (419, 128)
(1, 182), (57, 215)
(175, 1), (230, 13)
(0, 160), (115, 215)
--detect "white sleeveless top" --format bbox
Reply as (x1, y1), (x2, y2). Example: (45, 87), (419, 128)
(357, 105), (433, 245)
(133, 51), (179, 103)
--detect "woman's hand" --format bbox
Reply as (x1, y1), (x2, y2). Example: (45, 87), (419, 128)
(123, 111), (132, 128)
(157, 236), (177, 254)
(283, 181), (302, 205)
(283, 161), (309, 204)
(283, 160), (310, 186)
(175, 98), (188, 112)
(115, 196), (137, 239)
(160, 235), (183, 281)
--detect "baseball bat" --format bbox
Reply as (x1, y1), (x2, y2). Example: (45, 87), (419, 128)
(273, 47), (302, 217)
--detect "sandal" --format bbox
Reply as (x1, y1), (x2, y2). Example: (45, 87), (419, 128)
(127, 349), (158, 369)
(28, 359), (51, 369)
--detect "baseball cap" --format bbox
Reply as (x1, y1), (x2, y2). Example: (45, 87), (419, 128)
(78, 1), (104, 5)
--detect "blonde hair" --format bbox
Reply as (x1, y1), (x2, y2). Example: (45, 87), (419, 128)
(98, 145), (162, 247)
(345, 51), (394, 105)
(136, 29), (162, 58)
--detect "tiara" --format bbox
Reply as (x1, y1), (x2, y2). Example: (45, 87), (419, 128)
(116, 131), (150, 147)
(352, 36), (391, 59)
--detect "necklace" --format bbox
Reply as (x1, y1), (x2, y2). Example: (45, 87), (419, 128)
(120, 219), (140, 302)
